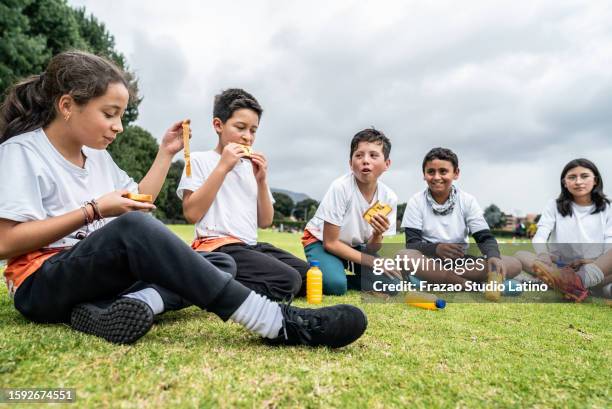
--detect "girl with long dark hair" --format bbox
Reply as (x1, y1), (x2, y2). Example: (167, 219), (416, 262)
(515, 159), (612, 301)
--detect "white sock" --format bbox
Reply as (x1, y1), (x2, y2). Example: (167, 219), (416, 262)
(229, 292), (283, 339)
(124, 288), (164, 315)
(577, 264), (605, 288)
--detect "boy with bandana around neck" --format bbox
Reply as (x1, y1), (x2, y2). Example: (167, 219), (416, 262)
(400, 147), (522, 288)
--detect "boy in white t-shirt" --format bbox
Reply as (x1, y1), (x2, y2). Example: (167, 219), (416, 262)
(178, 89), (307, 301)
(302, 128), (401, 295)
(400, 147), (522, 286)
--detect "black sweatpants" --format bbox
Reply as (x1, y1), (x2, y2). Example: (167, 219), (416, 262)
(119, 251), (237, 313)
(217, 242), (308, 301)
(13, 212), (251, 323)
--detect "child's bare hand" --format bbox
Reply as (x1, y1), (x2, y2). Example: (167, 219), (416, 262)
(250, 152), (268, 183)
(218, 143), (248, 173)
(96, 190), (156, 217)
(436, 243), (465, 259)
(160, 120), (190, 156)
(369, 213), (390, 236)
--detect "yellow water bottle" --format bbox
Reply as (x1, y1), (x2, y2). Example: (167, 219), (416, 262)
(405, 291), (446, 310)
(306, 260), (323, 304)
(485, 264), (502, 302)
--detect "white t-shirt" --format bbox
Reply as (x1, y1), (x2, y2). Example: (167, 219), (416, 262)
(305, 173), (398, 247)
(176, 150), (274, 245)
(532, 199), (612, 260)
(401, 187), (490, 243)
(0, 128), (138, 250)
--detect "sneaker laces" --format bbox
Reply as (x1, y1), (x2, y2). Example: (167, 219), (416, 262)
(278, 295), (323, 343)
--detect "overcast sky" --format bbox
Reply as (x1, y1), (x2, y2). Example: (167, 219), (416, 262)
(69, 0), (612, 215)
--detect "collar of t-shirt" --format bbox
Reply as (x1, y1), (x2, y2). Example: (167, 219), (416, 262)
(572, 202), (595, 217)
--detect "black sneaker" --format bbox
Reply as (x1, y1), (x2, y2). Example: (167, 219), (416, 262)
(70, 298), (154, 344)
(270, 300), (367, 348)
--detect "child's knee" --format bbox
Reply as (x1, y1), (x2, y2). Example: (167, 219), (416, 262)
(219, 255), (238, 277)
(284, 269), (303, 296)
(200, 252), (237, 277)
(323, 273), (348, 295)
(113, 212), (158, 233)
(503, 256), (523, 277)
(513, 250), (529, 261)
(513, 251), (533, 270)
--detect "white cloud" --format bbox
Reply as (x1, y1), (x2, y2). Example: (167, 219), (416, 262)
(69, 0), (612, 213)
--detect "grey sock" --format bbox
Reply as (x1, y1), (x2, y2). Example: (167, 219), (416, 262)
(124, 288), (164, 315)
(229, 292), (283, 339)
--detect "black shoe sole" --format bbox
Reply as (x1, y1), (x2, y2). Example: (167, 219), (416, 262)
(70, 298), (154, 345)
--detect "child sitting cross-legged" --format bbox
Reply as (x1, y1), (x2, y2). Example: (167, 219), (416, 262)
(178, 89), (309, 301)
(399, 147), (522, 290)
(515, 158), (612, 301)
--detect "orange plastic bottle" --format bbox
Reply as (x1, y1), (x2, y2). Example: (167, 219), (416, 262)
(405, 291), (446, 310)
(485, 264), (502, 302)
(306, 261), (323, 304)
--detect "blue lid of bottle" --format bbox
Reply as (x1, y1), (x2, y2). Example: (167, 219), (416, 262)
(435, 299), (446, 309)
(310, 260), (320, 267)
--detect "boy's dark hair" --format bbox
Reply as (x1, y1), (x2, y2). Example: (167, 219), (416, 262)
(422, 147), (459, 172)
(213, 88), (263, 123)
(557, 158), (609, 217)
(349, 128), (391, 160)
(1, 50), (133, 144)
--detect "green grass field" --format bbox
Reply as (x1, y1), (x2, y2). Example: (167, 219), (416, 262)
(0, 227), (610, 408)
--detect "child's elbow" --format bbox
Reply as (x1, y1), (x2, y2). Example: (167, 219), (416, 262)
(323, 240), (335, 253)
(0, 243), (15, 260)
(182, 206), (200, 225)
(258, 219), (273, 229)
(185, 213), (200, 225)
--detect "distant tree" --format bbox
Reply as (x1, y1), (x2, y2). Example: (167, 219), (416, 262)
(71, 6), (140, 124)
(272, 192), (294, 218)
(0, 0), (49, 91)
(293, 198), (319, 221)
(396, 202), (407, 232)
(159, 160), (186, 223)
(106, 125), (178, 221)
(0, 0), (140, 124)
(483, 204), (506, 229)
(107, 125), (158, 181)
